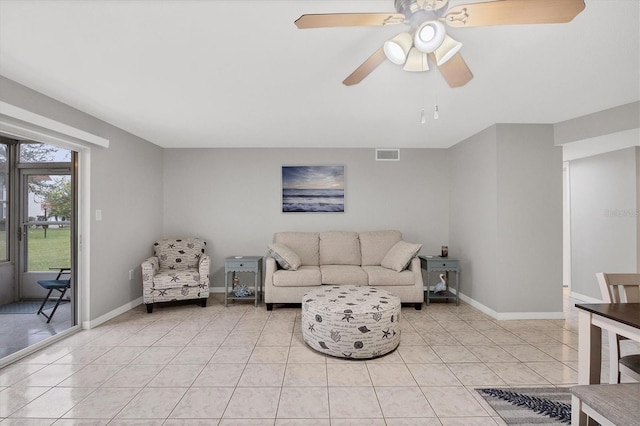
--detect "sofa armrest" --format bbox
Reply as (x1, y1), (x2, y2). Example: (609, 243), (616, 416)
(407, 256), (424, 287)
(198, 254), (211, 288)
(141, 256), (159, 287)
(265, 255), (278, 275)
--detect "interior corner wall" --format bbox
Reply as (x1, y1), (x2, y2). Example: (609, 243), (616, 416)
(495, 124), (563, 313)
(162, 148), (449, 289)
(0, 76), (165, 321)
(449, 126), (498, 308)
(449, 124), (563, 315)
(569, 147), (639, 300)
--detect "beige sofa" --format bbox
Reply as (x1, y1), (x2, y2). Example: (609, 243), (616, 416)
(264, 230), (424, 310)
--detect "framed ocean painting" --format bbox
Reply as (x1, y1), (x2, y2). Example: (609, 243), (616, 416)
(282, 165), (345, 213)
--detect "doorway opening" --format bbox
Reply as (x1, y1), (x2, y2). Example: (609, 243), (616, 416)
(0, 137), (77, 359)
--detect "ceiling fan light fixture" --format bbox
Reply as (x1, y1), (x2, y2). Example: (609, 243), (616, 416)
(414, 20), (445, 53)
(403, 48), (429, 72)
(434, 35), (462, 65)
(383, 32), (413, 65)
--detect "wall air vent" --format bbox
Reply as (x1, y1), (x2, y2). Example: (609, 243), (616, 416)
(375, 149), (400, 161)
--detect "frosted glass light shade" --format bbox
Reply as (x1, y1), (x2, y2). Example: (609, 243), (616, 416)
(414, 20), (445, 53)
(383, 32), (413, 65)
(403, 48), (429, 72)
(434, 35), (462, 65)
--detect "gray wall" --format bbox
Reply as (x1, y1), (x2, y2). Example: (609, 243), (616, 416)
(449, 124), (563, 314)
(449, 126), (498, 305)
(163, 148), (449, 288)
(0, 76), (164, 320)
(569, 147), (639, 299)
(5, 72), (633, 319)
(495, 124), (563, 313)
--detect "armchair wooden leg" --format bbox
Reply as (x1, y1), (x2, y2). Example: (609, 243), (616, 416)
(415, 303), (422, 310)
(146, 303), (153, 314)
(266, 303), (273, 311)
(200, 298), (207, 308)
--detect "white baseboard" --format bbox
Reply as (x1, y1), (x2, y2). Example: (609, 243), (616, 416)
(82, 297), (143, 329)
(569, 291), (603, 303)
(91, 289), (568, 324)
(83, 288), (232, 329)
(457, 292), (565, 320)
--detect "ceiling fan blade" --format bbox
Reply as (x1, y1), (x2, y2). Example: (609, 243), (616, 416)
(432, 53), (473, 88)
(343, 47), (387, 86)
(445, 0), (585, 28)
(295, 13), (404, 29)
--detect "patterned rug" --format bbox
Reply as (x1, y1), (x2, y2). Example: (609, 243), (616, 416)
(0, 301), (63, 314)
(477, 387), (571, 424)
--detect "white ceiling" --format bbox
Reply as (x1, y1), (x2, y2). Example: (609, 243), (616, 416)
(0, 0), (638, 149)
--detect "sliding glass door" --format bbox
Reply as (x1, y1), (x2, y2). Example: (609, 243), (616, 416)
(0, 138), (77, 360)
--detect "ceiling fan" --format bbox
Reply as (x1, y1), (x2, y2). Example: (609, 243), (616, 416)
(295, 0), (586, 87)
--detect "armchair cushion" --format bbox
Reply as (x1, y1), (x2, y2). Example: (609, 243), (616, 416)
(152, 267), (201, 289)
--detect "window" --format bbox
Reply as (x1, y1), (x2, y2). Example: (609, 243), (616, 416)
(18, 142), (72, 272)
(19, 142), (71, 163)
(0, 143), (7, 261)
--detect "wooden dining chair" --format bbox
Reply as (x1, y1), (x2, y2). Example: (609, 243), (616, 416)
(596, 272), (640, 383)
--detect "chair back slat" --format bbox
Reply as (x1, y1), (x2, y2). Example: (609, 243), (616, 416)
(596, 272), (640, 303)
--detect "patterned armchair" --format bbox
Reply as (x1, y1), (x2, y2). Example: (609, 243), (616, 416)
(141, 238), (210, 313)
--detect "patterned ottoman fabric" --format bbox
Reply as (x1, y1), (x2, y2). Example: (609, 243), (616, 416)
(302, 286), (401, 359)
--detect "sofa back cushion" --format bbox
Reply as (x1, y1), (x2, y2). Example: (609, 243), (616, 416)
(274, 232), (320, 266)
(154, 238), (206, 270)
(319, 231), (361, 265)
(359, 230), (403, 266)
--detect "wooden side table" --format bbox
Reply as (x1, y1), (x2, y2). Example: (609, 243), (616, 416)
(224, 256), (263, 307)
(419, 255), (460, 305)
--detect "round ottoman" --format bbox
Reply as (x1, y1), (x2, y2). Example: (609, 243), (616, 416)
(301, 285), (401, 359)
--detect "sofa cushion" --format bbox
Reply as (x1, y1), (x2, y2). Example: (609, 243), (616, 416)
(320, 265), (368, 285)
(319, 231), (361, 266)
(268, 243), (301, 271)
(274, 232), (320, 266)
(359, 230), (403, 266)
(381, 241), (422, 272)
(272, 266), (322, 287)
(363, 266), (415, 286)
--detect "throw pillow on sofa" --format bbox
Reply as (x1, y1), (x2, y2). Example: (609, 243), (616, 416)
(268, 243), (302, 271)
(381, 241), (422, 272)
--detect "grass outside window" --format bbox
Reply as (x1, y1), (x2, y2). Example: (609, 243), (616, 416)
(27, 227), (70, 271)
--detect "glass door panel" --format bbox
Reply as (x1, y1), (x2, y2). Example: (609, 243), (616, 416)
(20, 172), (71, 298)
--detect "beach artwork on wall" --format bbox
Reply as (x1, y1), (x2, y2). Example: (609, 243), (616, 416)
(282, 165), (345, 213)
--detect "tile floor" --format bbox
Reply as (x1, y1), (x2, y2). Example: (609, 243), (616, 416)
(0, 303), (73, 358)
(0, 290), (626, 425)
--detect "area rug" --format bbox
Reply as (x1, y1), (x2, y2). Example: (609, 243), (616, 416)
(0, 301), (63, 314)
(477, 387), (571, 425)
